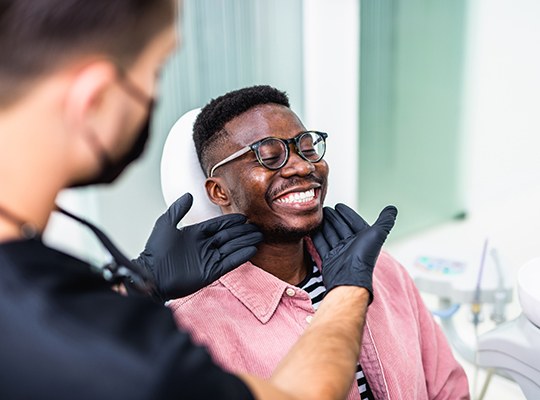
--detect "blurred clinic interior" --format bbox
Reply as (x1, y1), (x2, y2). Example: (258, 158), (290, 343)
(45, 1), (540, 399)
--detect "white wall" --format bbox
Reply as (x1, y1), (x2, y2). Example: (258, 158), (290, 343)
(462, 0), (540, 212)
(302, 0), (360, 209)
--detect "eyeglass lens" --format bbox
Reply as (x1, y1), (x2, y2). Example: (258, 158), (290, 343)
(257, 131), (325, 169)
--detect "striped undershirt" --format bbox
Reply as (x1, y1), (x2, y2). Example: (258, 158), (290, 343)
(298, 264), (375, 400)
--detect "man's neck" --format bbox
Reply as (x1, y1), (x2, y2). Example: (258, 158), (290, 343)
(250, 238), (310, 286)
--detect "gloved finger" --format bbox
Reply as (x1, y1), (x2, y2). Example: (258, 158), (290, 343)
(372, 205), (398, 234)
(211, 223), (262, 248)
(216, 231), (264, 257)
(199, 213), (247, 235)
(311, 230), (331, 258)
(311, 207), (340, 258)
(218, 246), (259, 275)
(160, 193), (194, 227)
(323, 207), (355, 241)
(318, 208), (347, 249)
(159, 279), (200, 301)
(335, 203), (369, 233)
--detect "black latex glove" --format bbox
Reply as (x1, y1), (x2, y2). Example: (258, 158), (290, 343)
(133, 193), (263, 301)
(312, 204), (397, 302)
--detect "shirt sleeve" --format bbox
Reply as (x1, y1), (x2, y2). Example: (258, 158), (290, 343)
(147, 315), (256, 399)
(89, 292), (257, 400)
(0, 269), (255, 400)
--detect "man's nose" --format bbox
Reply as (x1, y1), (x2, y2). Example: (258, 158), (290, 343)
(279, 149), (315, 177)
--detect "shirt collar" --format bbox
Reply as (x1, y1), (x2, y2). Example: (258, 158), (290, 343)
(219, 237), (321, 324)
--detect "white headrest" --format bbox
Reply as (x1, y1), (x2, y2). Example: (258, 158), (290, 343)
(160, 108), (221, 226)
(517, 257), (540, 328)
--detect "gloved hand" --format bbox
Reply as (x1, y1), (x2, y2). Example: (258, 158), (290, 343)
(133, 193), (263, 301)
(312, 204), (397, 302)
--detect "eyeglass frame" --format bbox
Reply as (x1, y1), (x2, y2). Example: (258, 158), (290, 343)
(208, 130), (328, 177)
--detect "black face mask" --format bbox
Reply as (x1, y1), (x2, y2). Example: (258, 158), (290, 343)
(70, 75), (155, 188)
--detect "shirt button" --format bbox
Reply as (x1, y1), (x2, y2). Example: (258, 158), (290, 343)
(305, 315), (313, 324)
(285, 288), (296, 297)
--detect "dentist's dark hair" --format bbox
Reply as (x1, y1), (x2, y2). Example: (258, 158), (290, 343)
(0, 0), (175, 107)
(193, 85), (290, 176)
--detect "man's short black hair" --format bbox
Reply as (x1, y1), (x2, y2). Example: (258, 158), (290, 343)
(193, 85), (290, 176)
(0, 0), (175, 106)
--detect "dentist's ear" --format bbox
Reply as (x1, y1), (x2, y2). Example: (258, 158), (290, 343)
(63, 60), (118, 180)
(205, 178), (231, 207)
(64, 60), (117, 130)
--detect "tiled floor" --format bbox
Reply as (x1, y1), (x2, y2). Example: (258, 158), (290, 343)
(385, 187), (540, 399)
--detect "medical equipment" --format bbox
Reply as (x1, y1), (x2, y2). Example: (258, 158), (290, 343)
(406, 241), (512, 361)
(476, 258), (540, 399)
(405, 239), (540, 400)
(55, 206), (157, 296)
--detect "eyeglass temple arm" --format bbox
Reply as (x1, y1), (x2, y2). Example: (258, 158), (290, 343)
(209, 146), (251, 177)
(312, 132), (328, 145)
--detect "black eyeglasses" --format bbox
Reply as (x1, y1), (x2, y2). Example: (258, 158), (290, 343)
(209, 131), (328, 177)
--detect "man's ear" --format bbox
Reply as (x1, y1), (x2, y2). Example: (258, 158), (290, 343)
(205, 177), (231, 207)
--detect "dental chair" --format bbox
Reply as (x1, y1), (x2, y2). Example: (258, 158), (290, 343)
(476, 258), (540, 399)
(160, 108), (220, 224)
(402, 239), (539, 399)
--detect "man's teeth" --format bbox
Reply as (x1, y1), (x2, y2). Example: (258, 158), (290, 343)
(275, 189), (315, 204)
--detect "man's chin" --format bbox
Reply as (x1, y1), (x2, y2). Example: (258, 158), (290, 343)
(262, 224), (319, 244)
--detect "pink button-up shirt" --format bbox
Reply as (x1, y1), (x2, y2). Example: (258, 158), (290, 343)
(169, 245), (470, 399)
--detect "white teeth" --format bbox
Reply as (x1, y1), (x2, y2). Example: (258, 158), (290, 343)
(275, 189), (315, 204)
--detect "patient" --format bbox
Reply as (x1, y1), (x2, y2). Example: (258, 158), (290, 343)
(167, 85), (470, 400)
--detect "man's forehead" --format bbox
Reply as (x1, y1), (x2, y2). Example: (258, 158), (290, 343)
(224, 104), (305, 145)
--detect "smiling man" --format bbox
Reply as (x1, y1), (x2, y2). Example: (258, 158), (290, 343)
(168, 86), (470, 400)
(200, 88), (328, 284)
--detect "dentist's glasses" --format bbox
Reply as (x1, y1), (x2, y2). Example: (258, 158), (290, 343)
(209, 130), (328, 177)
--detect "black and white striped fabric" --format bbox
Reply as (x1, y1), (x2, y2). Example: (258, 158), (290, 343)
(298, 264), (375, 400)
